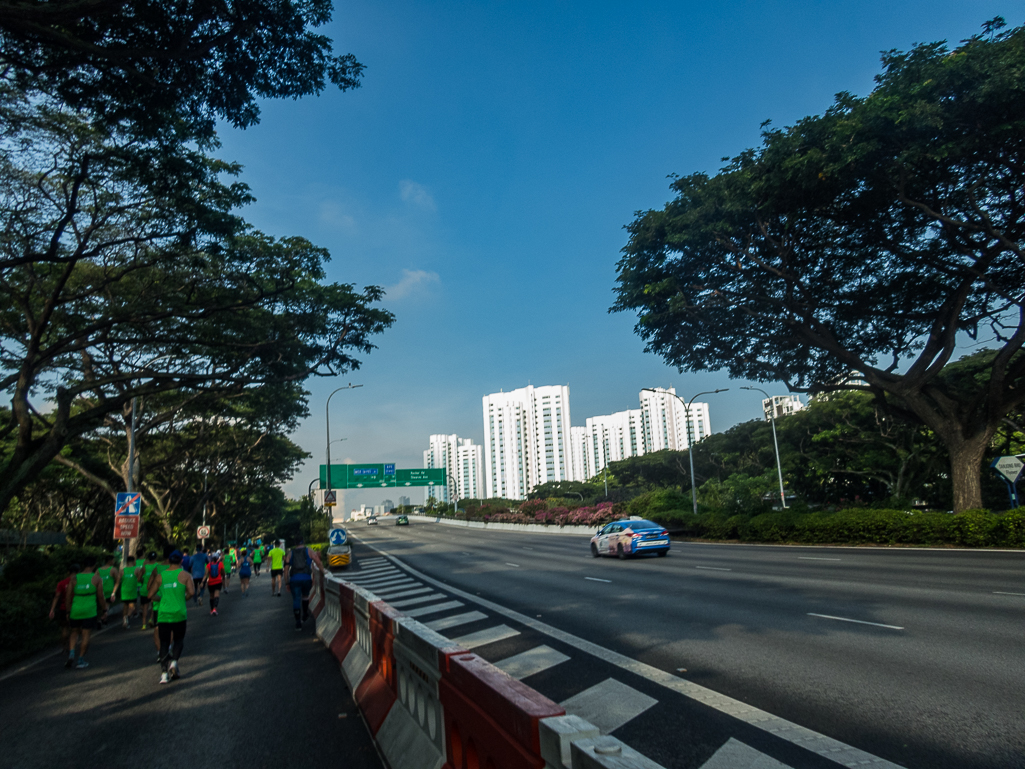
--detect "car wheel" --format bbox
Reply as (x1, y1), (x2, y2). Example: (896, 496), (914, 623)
(617, 544), (627, 560)
(591, 543), (599, 558)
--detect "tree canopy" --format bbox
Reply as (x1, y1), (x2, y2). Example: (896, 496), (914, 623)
(613, 19), (1025, 511)
(0, 0), (363, 137)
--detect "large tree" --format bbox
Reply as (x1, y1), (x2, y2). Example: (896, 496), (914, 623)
(0, 0), (363, 137)
(0, 94), (394, 513)
(613, 19), (1025, 511)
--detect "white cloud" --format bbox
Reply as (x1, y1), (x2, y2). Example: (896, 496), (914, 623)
(318, 199), (358, 231)
(399, 179), (436, 211)
(386, 269), (440, 300)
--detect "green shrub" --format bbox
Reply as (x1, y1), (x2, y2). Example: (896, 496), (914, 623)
(627, 489), (690, 517)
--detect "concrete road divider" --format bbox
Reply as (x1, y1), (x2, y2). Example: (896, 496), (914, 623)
(314, 568), (671, 769)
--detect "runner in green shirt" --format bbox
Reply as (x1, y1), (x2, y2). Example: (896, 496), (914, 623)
(65, 558), (107, 669)
(117, 555), (140, 629)
(149, 550), (194, 684)
(97, 555), (119, 604)
(269, 542), (285, 596)
(252, 544), (263, 577)
(139, 552), (159, 630)
(222, 548), (234, 594)
(147, 550), (172, 658)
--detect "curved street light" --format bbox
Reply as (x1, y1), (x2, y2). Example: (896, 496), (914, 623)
(741, 386), (788, 509)
(643, 387), (729, 515)
(326, 384), (362, 491)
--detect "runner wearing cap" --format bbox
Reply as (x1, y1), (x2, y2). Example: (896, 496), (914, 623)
(149, 550), (194, 684)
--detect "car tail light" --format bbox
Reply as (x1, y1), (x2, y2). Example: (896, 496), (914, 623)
(631, 533), (641, 538)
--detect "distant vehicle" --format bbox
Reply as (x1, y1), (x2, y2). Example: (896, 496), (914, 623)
(366, 515), (378, 526)
(413, 506), (425, 514)
(590, 519), (669, 559)
(395, 515), (409, 526)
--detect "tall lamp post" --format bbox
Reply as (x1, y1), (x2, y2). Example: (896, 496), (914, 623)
(325, 384), (362, 492)
(741, 386), (788, 509)
(643, 387), (728, 515)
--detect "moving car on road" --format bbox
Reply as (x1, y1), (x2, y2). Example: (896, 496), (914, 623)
(395, 515), (409, 526)
(366, 515), (378, 526)
(591, 518), (670, 559)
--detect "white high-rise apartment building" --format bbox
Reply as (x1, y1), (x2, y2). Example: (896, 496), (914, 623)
(576, 409), (645, 479)
(639, 387), (710, 452)
(570, 426), (590, 482)
(424, 434), (484, 503)
(762, 394), (804, 421)
(482, 385), (572, 499)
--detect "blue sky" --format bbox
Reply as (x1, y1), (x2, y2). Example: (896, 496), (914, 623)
(213, 1), (1012, 507)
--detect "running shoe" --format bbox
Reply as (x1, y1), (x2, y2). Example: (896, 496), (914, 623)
(75, 658), (89, 670)
(122, 618), (129, 629)
(159, 672), (170, 684)
(64, 654), (74, 669)
(141, 623), (147, 630)
(212, 608), (218, 616)
(169, 661), (180, 680)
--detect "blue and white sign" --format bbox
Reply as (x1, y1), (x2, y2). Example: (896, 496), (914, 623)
(328, 528), (348, 546)
(115, 492), (142, 515)
(384, 463), (395, 475)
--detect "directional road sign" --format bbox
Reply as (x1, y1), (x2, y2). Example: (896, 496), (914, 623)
(328, 528), (348, 546)
(991, 456), (1024, 483)
(115, 491), (142, 516)
(320, 464), (446, 489)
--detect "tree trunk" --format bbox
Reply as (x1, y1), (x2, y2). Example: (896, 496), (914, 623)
(946, 434), (991, 512)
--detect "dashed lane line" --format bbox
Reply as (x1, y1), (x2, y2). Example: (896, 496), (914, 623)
(993, 591), (1025, 596)
(798, 557), (842, 561)
(807, 613), (904, 630)
(585, 577), (611, 583)
(695, 566), (731, 572)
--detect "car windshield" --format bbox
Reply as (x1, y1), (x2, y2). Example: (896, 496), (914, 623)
(625, 520), (660, 529)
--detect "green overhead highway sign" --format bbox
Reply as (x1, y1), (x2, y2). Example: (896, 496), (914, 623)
(319, 464), (446, 489)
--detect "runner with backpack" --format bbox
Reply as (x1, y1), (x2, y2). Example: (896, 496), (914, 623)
(204, 552), (225, 615)
(237, 549), (252, 597)
(283, 537), (319, 631)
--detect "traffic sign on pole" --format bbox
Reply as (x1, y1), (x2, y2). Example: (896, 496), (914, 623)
(115, 491), (142, 516)
(114, 515), (140, 539)
(991, 456), (1024, 483)
(328, 528), (347, 546)
(197, 525), (211, 539)
(323, 490), (337, 507)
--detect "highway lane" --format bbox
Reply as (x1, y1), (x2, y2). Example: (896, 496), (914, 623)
(351, 520), (1025, 769)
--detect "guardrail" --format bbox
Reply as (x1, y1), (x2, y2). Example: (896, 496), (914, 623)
(310, 563), (669, 769)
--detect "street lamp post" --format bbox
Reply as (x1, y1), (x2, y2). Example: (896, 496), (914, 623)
(325, 384), (362, 491)
(741, 386), (788, 509)
(643, 387), (728, 516)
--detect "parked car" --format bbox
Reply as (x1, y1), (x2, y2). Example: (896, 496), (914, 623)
(395, 515), (409, 526)
(590, 519), (670, 559)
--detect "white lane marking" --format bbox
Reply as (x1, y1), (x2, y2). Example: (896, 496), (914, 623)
(808, 613), (904, 630)
(402, 600), (464, 619)
(374, 586), (433, 600)
(560, 678), (658, 734)
(585, 577), (611, 583)
(347, 570), (401, 581)
(450, 624), (520, 650)
(350, 579), (416, 592)
(522, 547), (535, 550)
(505, 563), (521, 567)
(424, 611), (488, 632)
(798, 557), (842, 561)
(700, 738), (791, 769)
(494, 645), (570, 680)
(695, 566), (731, 572)
(993, 591), (1025, 596)
(389, 593), (448, 608)
(352, 535), (904, 769)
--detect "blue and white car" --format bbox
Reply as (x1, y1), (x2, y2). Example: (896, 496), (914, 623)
(590, 518), (670, 559)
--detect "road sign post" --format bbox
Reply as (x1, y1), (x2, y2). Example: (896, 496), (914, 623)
(197, 525), (211, 540)
(990, 456), (1023, 509)
(113, 492), (142, 540)
(319, 464), (446, 489)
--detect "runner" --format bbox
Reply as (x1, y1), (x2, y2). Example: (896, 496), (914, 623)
(65, 559), (107, 669)
(97, 554), (119, 607)
(139, 552), (159, 630)
(149, 550), (194, 684)
(269, 541), (285, 596)
(48, 565), (74, 666)
(146, 548), (173, 657)
(252, 544), (262, 577)
(283, 536), (318, 630)
(222, 547), (233, 594)
(117, 555), (141, 629)
(237, 549), (252, 597)
(190, 545), (208, 605)
(205, 551), (225, 615)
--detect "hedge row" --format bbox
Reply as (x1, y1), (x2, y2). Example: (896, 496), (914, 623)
(646, 508), (1025, 547)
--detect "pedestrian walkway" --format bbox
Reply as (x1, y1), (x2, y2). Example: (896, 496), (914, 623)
(0, 578), (382, 769)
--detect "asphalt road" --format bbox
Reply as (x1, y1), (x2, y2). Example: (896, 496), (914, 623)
(0, 577), (382, 769)
(351, 520), (1025, 769)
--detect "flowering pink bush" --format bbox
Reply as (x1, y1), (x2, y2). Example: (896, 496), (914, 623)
(519, 499), (548, 516)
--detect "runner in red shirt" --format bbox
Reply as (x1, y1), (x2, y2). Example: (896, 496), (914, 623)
(48, 566), (74, 667)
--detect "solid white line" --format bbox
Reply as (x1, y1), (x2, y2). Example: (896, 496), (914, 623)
(993, 591), (1025, 596)
(505, 563), (520, 567)
(695, 566), (731, 571)
(584, 577), (611, 583)
(808, 613), (904, 630)
(351, 534), (903, 769)
(798, 557), (841, 561)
